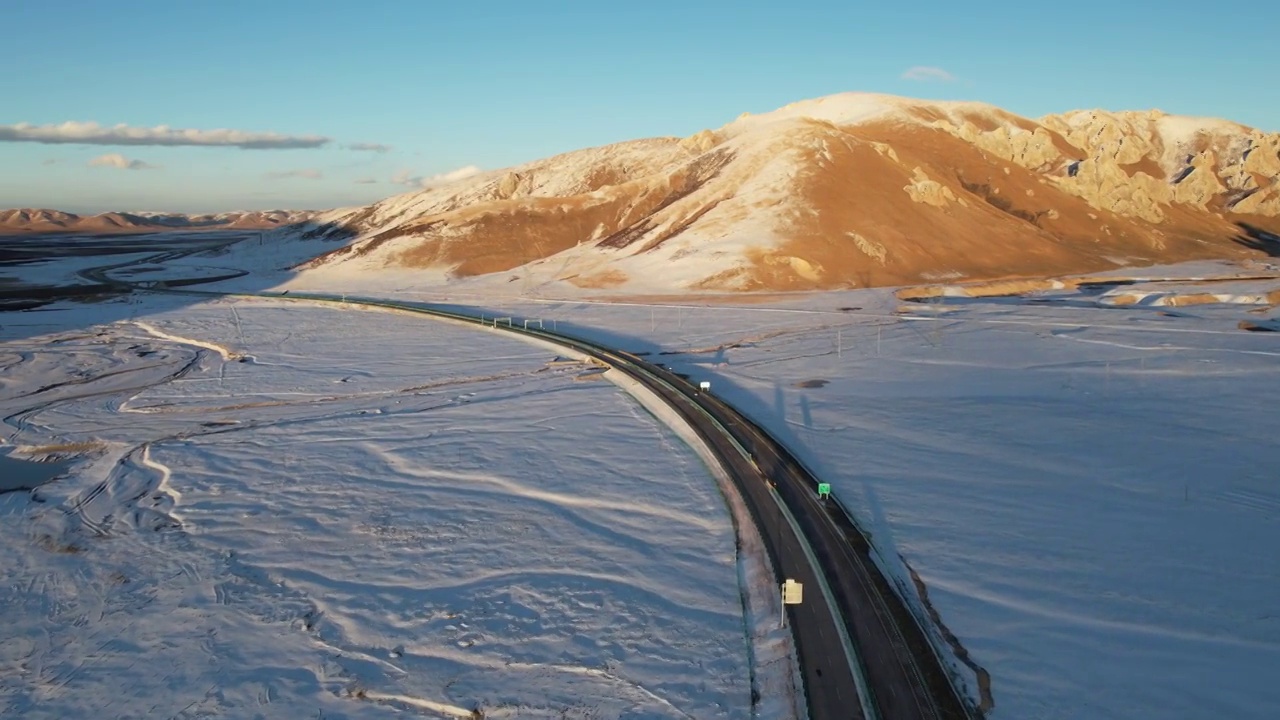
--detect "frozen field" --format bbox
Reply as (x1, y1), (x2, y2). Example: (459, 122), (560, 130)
(5, 235), (1279, 719)
(311, 268), (1280, 720)
(0, 296), (783, 719)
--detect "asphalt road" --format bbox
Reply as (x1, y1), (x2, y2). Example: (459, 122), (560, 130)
(124, 281), (977, 720)
(686, 378), (974, 720)
(596, 348), (875, 719)
(304, 296), (979, 720)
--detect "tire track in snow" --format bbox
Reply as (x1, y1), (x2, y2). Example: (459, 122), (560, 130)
(4, 351), (203, 438)
(1215, 488), (1280, 516)
(1050, 330), (1280, 357)
(378, 460), (724, 533)
(140, 445), (182, 519)
(357, 691), (474, 718)
(131, 321), (240, 361)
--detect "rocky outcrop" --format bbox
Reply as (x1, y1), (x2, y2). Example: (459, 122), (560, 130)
(1040, 110), (1278, 217)
(949, 122), (1064, 172)
(679, 129), (722, 154)
(904, 167), (961, 207)
(929, 108), (1280, 223)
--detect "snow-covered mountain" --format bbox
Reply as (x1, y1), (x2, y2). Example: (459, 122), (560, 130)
(299, 93), (1280, 292)
(0, 208), (318, 234)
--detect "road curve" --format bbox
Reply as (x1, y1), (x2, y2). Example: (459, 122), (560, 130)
(292, 294), (980, 720)
(164, 289), (979, 720)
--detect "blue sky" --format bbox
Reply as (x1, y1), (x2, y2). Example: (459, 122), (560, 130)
(2, 0), (1275, 213)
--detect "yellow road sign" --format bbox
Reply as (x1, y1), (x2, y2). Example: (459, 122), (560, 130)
(782, 579), (803, 605)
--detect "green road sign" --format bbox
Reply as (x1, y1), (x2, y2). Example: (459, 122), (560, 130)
(817, 483), (831, 498)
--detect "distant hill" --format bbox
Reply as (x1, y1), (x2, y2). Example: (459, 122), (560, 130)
(295, 93), (1280, 291)
(0, 208), (318, 235)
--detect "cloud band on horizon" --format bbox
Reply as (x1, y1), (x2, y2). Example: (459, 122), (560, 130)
(901, 66), (956, 82)
(265, 169), (323, 180)
(391, 165), (483, 189)
(0, 121), (330, 149)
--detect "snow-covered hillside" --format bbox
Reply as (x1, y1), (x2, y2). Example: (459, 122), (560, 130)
(0, 208), (317, 234)
(290, 92), (1280, 293)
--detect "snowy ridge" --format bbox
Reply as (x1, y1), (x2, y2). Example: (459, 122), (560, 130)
(287, 92), (1280, 295)
(0, 208), (318, 234)
(720, 92), (1012, 138)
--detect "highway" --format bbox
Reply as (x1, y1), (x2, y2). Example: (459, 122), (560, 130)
(689, 377), (973, 720)
(61, 256), (978, 720)
(272, 293), (979, 720)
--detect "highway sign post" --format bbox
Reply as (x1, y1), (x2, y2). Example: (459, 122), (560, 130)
(817, 482), (831, 500)
(699, 381), (711, 392)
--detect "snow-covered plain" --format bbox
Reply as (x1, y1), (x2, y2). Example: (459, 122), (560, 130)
(1, 295), (789, 719)
(311, 270), (1280, 720)
(6, 232), (1279, 720)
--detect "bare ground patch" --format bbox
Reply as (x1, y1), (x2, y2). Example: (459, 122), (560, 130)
(566, 269), (629, 289)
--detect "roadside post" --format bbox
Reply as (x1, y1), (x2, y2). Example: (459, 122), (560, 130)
(781, 579), (803, 628)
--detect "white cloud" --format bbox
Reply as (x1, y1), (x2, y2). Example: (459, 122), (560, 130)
(265, 169), (323, 180)
(349, 142), (392, 153)
(392, 165), (482, 189)
(0, 121), (329, 149)
(901, 66), (957, 83)
(88, 153), (158, 170)
(354, 177), (379, 185)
